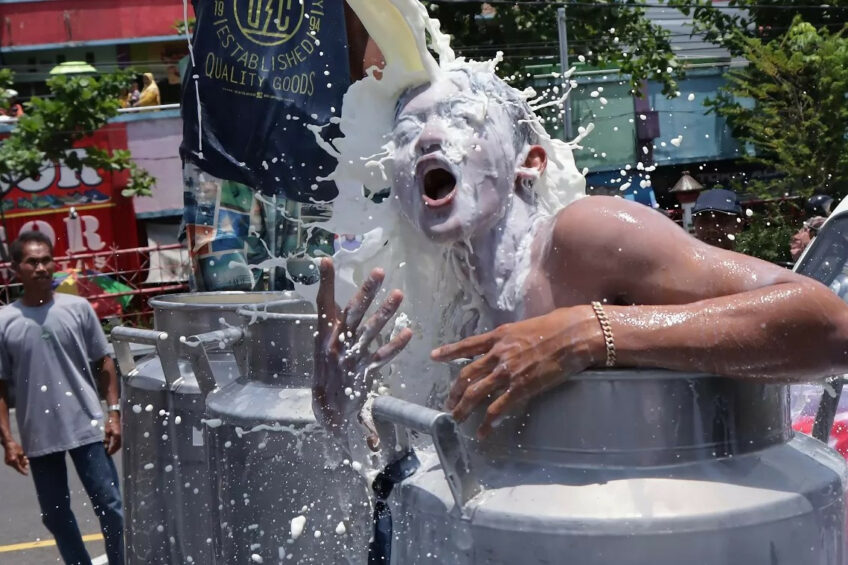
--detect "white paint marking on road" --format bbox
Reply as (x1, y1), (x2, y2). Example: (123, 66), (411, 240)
(92, 554), (108, 565)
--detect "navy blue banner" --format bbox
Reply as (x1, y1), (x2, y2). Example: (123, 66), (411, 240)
(181, 0), (350, 202)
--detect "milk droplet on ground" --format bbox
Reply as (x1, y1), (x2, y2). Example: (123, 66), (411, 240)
(144, 404), (153, 412)
(40, 385), (47, 392)
(335, 521), (347, 535)
(250, 555), (263, 563)
(687, 93), (696, 101)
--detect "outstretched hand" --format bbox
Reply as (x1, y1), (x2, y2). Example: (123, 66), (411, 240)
(312, 258), (413, 449)
(431, 306), (601, 439)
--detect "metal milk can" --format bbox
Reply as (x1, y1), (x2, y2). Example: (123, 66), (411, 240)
(189, 294), (371, 564)
(373, 369), (848, 564)
(112, 291), (287, 565)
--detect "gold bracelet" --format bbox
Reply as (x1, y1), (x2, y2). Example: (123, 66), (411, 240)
(590, 301), (616, 368)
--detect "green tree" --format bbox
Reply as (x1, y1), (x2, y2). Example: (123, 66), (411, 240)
(706, 18), (848, 199)
(424, 1), (681, 96)
(0, 68), (155, 200)
(669, 0), (848, 53)
(734, 199), (798, 265)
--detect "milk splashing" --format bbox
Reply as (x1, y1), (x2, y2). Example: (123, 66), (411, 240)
(303, 0), (585, 414)
(225, 0), (586, 441)
(290, 515), (307, 539)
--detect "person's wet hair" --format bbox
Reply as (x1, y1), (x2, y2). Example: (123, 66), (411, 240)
(394, 68), (539, 155)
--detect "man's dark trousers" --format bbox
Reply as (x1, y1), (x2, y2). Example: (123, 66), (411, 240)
(29, 441), (124, 565)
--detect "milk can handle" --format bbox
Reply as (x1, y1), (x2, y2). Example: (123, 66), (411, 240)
(110, 327), (178, 386)
(813, 376), (846, 443)
(372, 396), (481, 515)
(181, 327), (245, 396)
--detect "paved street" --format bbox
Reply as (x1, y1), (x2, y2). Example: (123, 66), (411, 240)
(0, 409), (120, 564)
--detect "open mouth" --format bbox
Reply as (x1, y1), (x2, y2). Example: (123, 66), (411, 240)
(421, 166), (457, 207)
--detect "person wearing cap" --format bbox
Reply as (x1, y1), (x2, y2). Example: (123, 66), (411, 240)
(692, 188), (744, 250)
(789, 194), (834, 262)
(790, 215), (827, 262)
(806, 194), (834, 218)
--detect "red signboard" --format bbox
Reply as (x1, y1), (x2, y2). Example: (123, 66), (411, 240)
(0, 123), (139, 258)
(0, 0), (193, 48)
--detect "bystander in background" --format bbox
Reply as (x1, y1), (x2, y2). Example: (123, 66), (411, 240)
(127, 81), (141, 107)
(0, 89), (24, 120)
(692, 188), (744, 250)
(790, 194), (834, 262)
(132, 73), (159, 109)
(0, 231), (124, 565)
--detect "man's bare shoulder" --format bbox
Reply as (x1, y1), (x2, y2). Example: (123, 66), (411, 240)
(551, 195), (674, 254)
(543, 196), (673, 301)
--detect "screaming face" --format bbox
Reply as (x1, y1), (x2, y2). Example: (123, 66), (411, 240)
(390, 72), (525, 243)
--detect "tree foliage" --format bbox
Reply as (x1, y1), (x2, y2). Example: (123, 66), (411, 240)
(734, 199), (798, 265)
(706, 18), (848, 199)
(0, 69), (154, 199)
(425, 0), (680, 95)
(669, 0), (848, 54)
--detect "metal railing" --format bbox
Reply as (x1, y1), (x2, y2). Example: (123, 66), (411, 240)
(0, 243), (190, 326)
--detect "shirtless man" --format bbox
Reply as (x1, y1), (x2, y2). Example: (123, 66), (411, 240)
(312, 67), (848, 446)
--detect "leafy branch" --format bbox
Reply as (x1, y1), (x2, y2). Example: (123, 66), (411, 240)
(0, 69), (155, 199)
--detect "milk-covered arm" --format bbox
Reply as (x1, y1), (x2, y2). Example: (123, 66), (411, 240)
(313, 258), (412, 456)
(435, 196), (848, 438)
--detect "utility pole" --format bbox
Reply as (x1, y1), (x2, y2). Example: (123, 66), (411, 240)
(556, 6), (574, 140)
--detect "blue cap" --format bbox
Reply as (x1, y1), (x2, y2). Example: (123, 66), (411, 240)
(692, 188), (742, 216)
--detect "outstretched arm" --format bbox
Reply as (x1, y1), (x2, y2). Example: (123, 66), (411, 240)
(554, 196), (848, 380)
(436, 196), (848, 437)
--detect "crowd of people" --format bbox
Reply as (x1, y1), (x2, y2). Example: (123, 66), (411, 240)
(688, 186), (835, 262)
(121, 72), (161, 110)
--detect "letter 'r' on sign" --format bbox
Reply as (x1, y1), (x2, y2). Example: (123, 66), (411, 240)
(63, 215), (106, 253)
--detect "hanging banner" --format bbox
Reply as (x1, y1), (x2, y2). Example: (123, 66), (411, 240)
(180, 0), (351, 202)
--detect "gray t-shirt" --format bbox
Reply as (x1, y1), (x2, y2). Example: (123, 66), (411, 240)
(0, 293), (110, 457)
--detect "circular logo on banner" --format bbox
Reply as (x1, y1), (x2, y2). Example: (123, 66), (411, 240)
(234, 0), (304, 46)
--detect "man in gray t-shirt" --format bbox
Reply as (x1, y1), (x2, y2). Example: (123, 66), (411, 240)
(0, 231), (124, 565)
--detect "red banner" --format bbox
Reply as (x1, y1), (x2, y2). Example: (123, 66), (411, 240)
(0, 123), (139, 258)
(0, 0), (193, 48)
